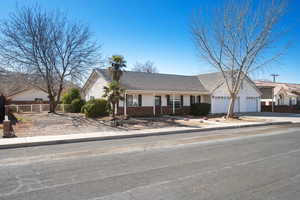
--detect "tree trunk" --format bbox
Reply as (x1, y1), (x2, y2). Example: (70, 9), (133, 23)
(112, 103), (116, 119)
(0, 95), (6, 123)
(226, 95), (236, 119)
(49, 96), (57, 113)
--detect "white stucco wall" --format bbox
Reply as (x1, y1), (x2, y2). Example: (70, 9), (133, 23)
(211, 80), (261, 113)
(84, 72), (108, 101)
(119, 93), (207, 107)
(10, 88), (49, 101)
(142, 94), (154, 106)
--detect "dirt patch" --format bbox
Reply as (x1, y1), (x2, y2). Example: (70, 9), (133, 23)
(12, 112), (120, 137)
(120, 116), (210, 130)
(8, 113), (211, 137)
(6, 113), (268, 138)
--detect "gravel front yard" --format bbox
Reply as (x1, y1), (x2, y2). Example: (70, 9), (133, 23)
(5, 112), (267, 138)
(11, 113), (211, 137)
(13, 112), (121, 137)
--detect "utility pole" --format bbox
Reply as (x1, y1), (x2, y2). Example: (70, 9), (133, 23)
(270, 74), (279, 112)
(271, 74), (279, 83)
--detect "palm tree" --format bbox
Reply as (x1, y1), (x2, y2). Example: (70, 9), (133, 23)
(108, 55), (127, 82)
(103, 81), (124, 120)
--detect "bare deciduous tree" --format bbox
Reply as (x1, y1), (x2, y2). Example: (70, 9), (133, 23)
(0, 6), (100, 112)
(132, 60), (158, 73)
(192, 0), (288, 118)
(0, 69), (24, 97)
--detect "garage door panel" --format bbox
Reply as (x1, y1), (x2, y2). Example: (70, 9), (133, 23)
(246, 97), (258, 112)
(212, 96), (243, 113)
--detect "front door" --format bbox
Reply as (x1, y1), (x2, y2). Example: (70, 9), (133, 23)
(155, 96), (161, 115)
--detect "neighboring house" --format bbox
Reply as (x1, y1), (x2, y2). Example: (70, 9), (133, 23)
(1, 68), (80, 105)
(0, 69), (48, 104)
(255, 81), (300, 106)
(7, 88), (49, 104)
(83, 69), (261, 117)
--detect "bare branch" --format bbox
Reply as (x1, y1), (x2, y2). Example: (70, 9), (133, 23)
(0, 5), (101, 112)
(192, 0), (289, 118)
(132, 60), (158, 73)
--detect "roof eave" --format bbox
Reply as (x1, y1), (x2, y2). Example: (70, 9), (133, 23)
(125, 89), (210, 95)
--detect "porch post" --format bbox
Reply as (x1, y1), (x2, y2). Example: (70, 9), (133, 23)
(124, 92), (127, 117)
(271, 88), (274, 112)
(172, 93), (175, 115)
(153, 94), (156, 116)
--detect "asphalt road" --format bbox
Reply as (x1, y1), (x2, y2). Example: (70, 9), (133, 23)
(1, 124), (300, 200)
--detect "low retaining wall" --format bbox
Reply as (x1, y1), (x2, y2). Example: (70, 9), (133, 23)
(5, 104), (69, 113)
(262, 105), (300, 114)
(7, 101), (49, 105)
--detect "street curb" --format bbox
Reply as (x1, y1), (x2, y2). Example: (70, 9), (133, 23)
(0, 121), (294, 149)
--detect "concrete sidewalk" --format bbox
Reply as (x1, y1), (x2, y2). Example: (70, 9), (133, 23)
(241, 112), (300, 123)
(0, 120), (293, 149)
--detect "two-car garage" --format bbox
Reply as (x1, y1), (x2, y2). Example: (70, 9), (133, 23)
(211, 95), (260, 114)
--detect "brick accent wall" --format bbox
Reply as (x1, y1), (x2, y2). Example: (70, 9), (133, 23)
(117, 106), (153, 117)
(161, 106), (190, 115)
(161, 106), (172, 115)
(117, 106), (191, 117)
(175, 106), (191, 115)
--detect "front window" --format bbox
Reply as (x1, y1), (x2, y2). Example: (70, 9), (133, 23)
(169, 95), (181, 108)
(126, 94), (139, 107)
(190, 95), (195, 105)
(127, 95), (134, 107)
(35, 98), (43, 102)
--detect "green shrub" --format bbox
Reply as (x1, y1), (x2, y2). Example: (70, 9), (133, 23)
(62, 88), (81, 104)
(190, 103), (211, 116)
(70, 99), (85, 113)
(81, 99), (109, 118)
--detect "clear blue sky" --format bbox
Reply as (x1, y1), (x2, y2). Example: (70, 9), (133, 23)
(0, 0), (299, 83)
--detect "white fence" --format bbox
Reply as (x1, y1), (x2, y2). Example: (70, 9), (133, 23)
(5, 104), (71, 113)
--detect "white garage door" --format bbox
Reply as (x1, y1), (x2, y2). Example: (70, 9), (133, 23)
(246, 97), (258, 112)
(212, 96), (240, 113)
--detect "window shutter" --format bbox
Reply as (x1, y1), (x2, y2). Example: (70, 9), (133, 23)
(180, 95), (184, 107)
(197, 96), (201, 104)
(138, 94), (142, 107)
(166, 95), (170, 106)
(190, 95), (195, 105)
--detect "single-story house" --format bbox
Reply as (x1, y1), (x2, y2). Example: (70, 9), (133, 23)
(255, 81), (300, 106)
(7, 88), (50, 104)
(1, 68), (80, 105)
(83, 69), (261, 117)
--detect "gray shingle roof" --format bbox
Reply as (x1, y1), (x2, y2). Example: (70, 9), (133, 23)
(197, 72), (225, 92)
(96, 69), (209, 92)
(94, 69), (261, 95)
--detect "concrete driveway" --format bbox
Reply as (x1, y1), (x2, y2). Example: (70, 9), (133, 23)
(241, 112), (300, 123)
